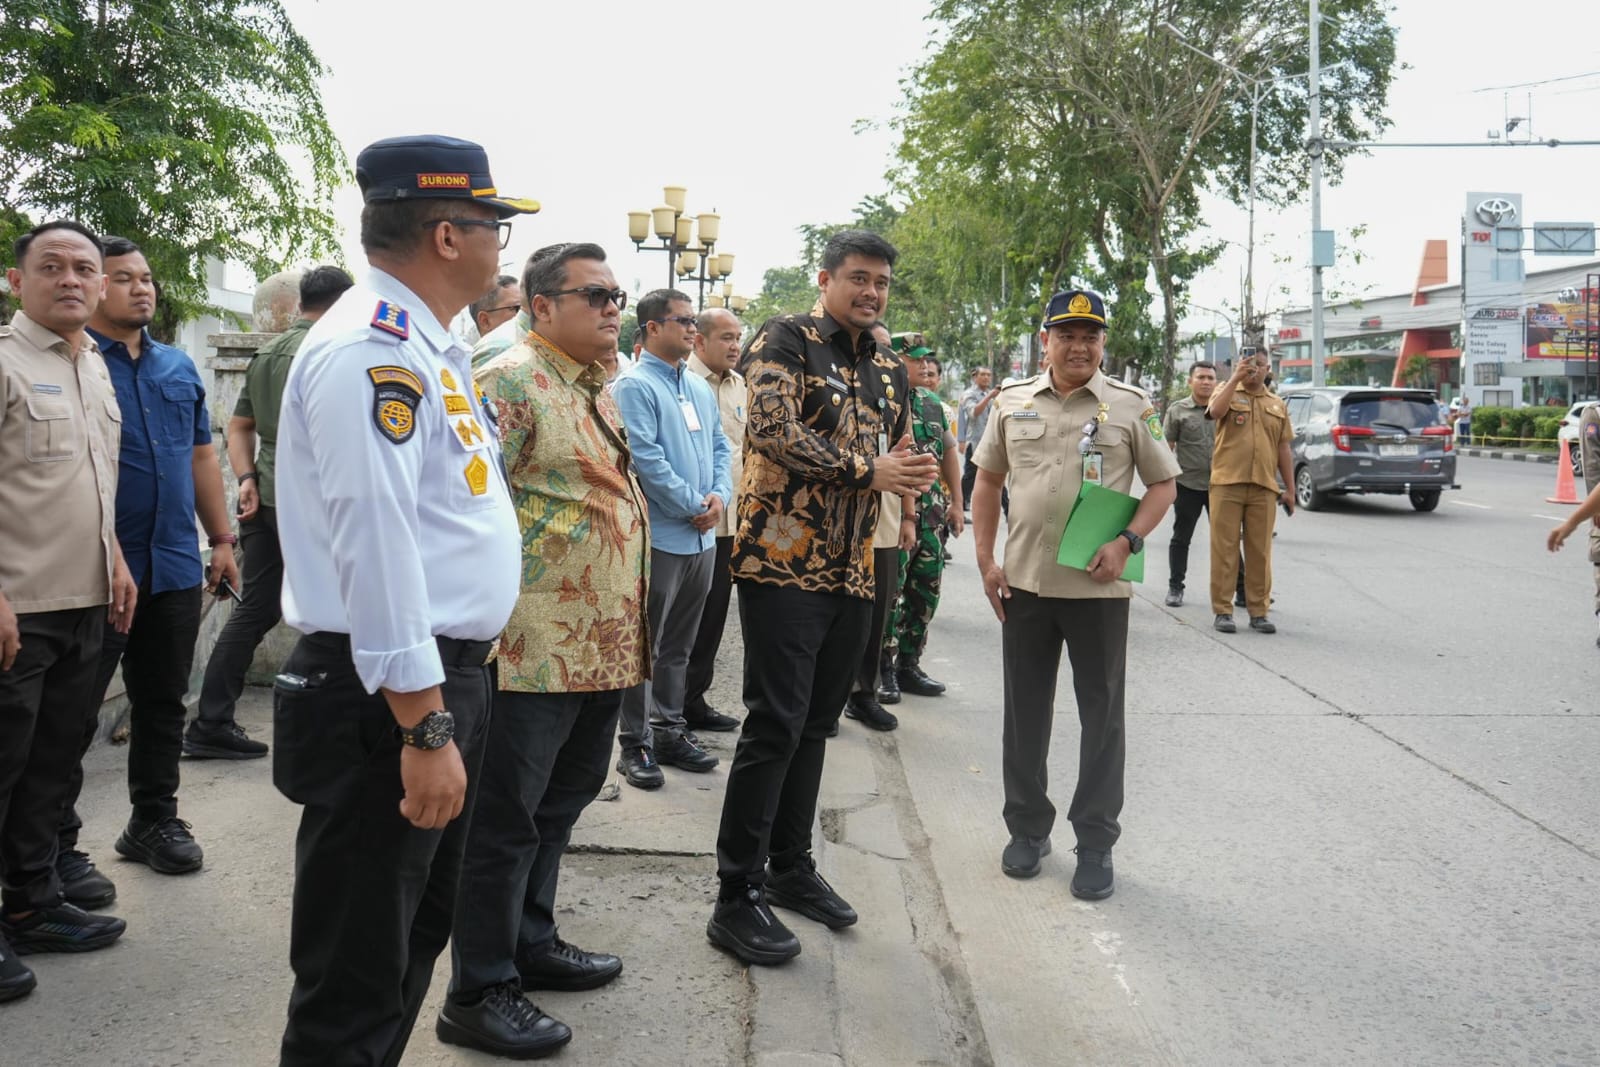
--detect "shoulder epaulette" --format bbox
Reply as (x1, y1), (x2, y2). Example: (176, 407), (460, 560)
(370, 300), (410, 341)
(1104, 377), (1149, 398)
(999, 374), (1039, 390)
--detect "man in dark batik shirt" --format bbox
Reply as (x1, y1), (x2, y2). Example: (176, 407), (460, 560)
(707, 231), (937, 966)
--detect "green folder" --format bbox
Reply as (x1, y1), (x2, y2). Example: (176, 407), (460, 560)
(1055, 482), (1144, 582)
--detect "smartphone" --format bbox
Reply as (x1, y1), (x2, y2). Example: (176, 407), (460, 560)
(215, 576), (244, 604)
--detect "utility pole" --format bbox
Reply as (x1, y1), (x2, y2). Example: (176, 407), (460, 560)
(1309, 0), (1326, 387)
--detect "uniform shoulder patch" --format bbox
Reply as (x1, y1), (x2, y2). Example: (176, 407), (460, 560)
(371, 301), (410, 339)
(368, 365), (423, 444)
(1143, 407), (1164, 440)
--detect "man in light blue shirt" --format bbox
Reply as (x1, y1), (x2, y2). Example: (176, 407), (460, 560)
(611, 288), (733, 789)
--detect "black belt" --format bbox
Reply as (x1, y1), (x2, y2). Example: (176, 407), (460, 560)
(304, 631), (496, 668)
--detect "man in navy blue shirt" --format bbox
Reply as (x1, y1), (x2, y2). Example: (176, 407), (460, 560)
(55, 237), (240, 905)
(611, 289), (733, 789)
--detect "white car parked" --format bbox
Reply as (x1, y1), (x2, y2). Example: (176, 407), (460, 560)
(1559, 401), (1597, 478)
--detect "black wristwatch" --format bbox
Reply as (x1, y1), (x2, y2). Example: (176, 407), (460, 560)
(1117, 529), (1144, 554)
(396, 709), (455, 750)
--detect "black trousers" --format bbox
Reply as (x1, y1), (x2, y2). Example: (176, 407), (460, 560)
(1168, 484), (1245, 597)
(61, 583), (202, 849)
(683, 535), (734, 718)
(450, 683), (622, 998)
(275, 631), (493, 1067)
(0, 608), (104, 912)
(198, 506), (284, 724)
(1000, 591), (1128, 852)
(856, 547), (901, 691)
(716, 584), (870, 889)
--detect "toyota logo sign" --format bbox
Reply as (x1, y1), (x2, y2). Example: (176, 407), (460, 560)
(1475, 198), (1518, 226)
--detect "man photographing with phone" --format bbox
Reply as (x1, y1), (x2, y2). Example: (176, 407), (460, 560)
(1204, 347), (1294, 635)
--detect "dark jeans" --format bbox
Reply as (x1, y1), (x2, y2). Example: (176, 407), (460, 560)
(684, 535), (734, 718)
(856, 547), (901, 691)
(716, 583), (871, 889)
(1168, 484), (1245, 598)
(1000, 590), (1128, 852)
(450, 684), (622, 998)
(275, 631), (493, 1067)
(198, 506), (284, 724)
(61, 583), (202, 848)
(0, 608), (104, 912)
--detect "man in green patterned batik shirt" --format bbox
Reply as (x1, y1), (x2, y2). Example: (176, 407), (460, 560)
(881, 335), (964, 701)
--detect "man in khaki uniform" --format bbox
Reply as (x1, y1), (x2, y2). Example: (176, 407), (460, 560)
(972, 289), (1178, 900)
(1579, 403), (1600, 646)
(684, 306), (749, 732)
(1205, 349), (1294, 634)
(0, 220), (137, 1000)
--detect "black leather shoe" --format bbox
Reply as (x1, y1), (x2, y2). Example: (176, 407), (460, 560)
(115, 816), (203, 874)
(1071, 848), (1115, 900)
(183, 720), (268, 759)
(1213, 614), (1236, 634)
(437, 982), (572, 1059)
(1249, 616), (1277, 634)
(0, 933), (36, 1002)
(56, 849), (116, 909)
(845, 692), (898, 732)
(897, 661), (946, 697)
(765, 854), (857, 929)
(654, 732), (719, 773)
(519, 936), (622, 992)
(617, 746), (664, 790)
(684, 706), (740, 732)
(1001, 835), (1051, 879)
(0, 902), (126, 954)
(826, 717), (839, 738)
(1164, 587), (1183, 607)
(876, 653), (901, 704)
(706, 887), (801, 966)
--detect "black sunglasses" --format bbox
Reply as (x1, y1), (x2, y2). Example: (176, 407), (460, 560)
(653, 315), (698, 329)
(540, 286), (628, 311)
(420, 217), (512, 249)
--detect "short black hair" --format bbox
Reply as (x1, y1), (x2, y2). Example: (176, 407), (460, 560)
(299, 265), (354, 313)
(470, 273), (519, 322)
(820, 229), (897, 274)
(359, 199), (459, 257)
(13, 219), (103, 268)
(521, 242), (607, 309)
(1190, 360), (1217, 374)
(100, 235), (142, 260)
(637, 289), (692, 337)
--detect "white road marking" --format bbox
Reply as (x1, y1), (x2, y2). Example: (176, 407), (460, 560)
(1090, 929), (1140, 1006)
(1451, 500), (1492, 509)
(1533, 513), (1568, 521)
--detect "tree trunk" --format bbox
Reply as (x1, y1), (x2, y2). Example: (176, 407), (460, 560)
(1152, 220), (1178, 406)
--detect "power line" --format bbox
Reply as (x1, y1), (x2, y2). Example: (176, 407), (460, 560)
(1470, 70), (1600, 93)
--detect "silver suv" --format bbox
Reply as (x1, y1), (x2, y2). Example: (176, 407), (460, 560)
(1282, 387), (1460, 512)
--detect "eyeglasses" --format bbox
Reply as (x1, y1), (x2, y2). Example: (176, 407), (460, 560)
(481, 304), (520, 316)
(421, 217), (513, 249)
(653, 315), (698, 330)
(1077, 420), (1100, 455)
(539, 286), (628, 311)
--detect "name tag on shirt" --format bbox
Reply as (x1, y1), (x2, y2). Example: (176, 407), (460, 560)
(32, 383), (63, 395)
(825, 376), (848, 393)
(680, 398), (703, 433)
(1010, 410), (1041, 419)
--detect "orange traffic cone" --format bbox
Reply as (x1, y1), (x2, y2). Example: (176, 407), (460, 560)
(1548, 439), (1581, 504)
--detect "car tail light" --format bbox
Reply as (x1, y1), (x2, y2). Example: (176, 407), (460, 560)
(1422, 425), (1453, 452)
(1332, 424), (1375, 452)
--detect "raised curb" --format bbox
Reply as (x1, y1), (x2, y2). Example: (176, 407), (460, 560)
(1458, 447), (1557, 464)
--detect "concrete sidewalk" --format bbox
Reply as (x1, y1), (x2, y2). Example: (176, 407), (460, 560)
(8, 615), (984, 1066)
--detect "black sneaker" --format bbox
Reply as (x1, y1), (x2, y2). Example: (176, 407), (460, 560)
(436, 981), (572, 1059)
(1070, 848), (1115, 900)
(616, 746), (664, 790)
(115, 816), (204, 874)
(1249, 616), (1277, 634)
(183, 720), (268, 759)
(897, 661), (946, 697)
(1001, 834), (1051, 879)
(1164, 587), (1183, 607)
(706, 887), (801, 966)
(765, 854), (857, 929)
(684, 706), (740, 732)
(518, 936), (622, 992)
(845, 692), (898, 732)
(654, 732), (719, 773)
(0, 902), (126, 955)
(0, 932), (36, 1002)
(56, 849), (116, 909)
(1213, 614), (1236, 634)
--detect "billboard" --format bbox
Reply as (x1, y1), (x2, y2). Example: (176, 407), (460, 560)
(1525, 296), (1593, 358)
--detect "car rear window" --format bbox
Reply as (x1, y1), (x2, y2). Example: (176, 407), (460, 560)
(1339, 397), (1441, 429)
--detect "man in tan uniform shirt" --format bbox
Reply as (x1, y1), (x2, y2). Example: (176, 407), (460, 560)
(1205, 349), (1294, 634)
(0, 220), (137, 1000)
(972, 289), (1178, 901)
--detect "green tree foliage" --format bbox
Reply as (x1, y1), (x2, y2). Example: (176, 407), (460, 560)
(0, 1), (345, 331)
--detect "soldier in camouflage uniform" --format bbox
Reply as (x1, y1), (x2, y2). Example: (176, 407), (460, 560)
(881, 337), (965, 700)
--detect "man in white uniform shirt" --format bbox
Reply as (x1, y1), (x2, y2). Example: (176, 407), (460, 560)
(270, 134), (536, 1067)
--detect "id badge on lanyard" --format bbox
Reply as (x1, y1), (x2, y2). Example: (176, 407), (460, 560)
(1082, 452), (1104, 484)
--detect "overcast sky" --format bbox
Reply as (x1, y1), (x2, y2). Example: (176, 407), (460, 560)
(277, 0), (1600, 339)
